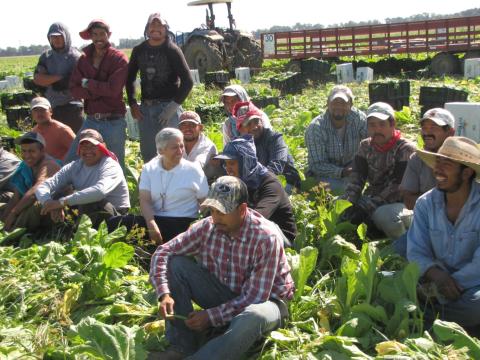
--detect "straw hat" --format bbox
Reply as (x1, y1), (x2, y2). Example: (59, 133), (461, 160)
(417, 136), (480, 180)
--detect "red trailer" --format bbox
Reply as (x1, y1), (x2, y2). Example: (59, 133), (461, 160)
(260, 16), (480, 75)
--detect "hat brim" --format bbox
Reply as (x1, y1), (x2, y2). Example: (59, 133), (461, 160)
(367, 112), (391, 121)
(79, 138), (101, 146)
(31, 104), (50, 110)
(214, 153), (239, 160)
(179, 119), (201, 125)
(330, 93), (349, 102)
(200, 198), (228, 214)
(417, 149), (480, 181)
(49, 32), (63, 37)
(421, 116), (448, 127)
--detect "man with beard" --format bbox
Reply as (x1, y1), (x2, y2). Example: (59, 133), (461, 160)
(393, 108), (456, 256)
(407, 136), (480, 332)
(305, 85), (367, 192)
(33, 22), (83, 133)
(341, 102), (416, 238)
(126, 13), (193, 162)
(178, 111), (217, 172)
(67, 19), (129, 167)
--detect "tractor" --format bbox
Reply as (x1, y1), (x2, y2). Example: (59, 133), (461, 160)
(176, 0), (263, 80)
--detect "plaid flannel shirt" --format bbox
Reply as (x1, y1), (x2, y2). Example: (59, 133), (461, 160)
(305, 107), (367, 179)
(149, 208), (294, 327)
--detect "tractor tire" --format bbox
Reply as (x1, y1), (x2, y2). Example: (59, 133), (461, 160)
(431, 52), (460, 76)
(233, 37), (263, 69)
(184, 38), (223, 81)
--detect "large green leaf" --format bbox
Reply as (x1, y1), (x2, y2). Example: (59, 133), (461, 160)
(103, 242), (134, 269)
(69, 317), (147, 360)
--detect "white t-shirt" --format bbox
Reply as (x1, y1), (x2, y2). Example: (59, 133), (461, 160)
(139, 157), (209, 218)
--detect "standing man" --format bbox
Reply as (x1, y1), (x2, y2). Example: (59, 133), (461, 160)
(150, 176), (293, 359)
(30, 97), (75, 162)
(341, 102), (416, 238)
(33, 22), (83, 133)
(126, 13), (193, 162)
(67, 19), (129, 167)
(305, 85), (367, 192)
(408, 137), (480, 330)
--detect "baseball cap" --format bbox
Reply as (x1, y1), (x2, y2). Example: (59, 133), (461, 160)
(30, 97), (51, 110)
(328, 85), (354, 103)
(147, 12), (168, 26)
(179, 111), (201, 125)
(421, 108), (455, 128)
(200, 176), (248, 214)
(233, 101), (263, 130)
(78, 129), (104, 145)
(366, 102), (395, 121)
(49, 32), (63, 37)
(15, 132), (46, 147)
(79, 19), (110, 40)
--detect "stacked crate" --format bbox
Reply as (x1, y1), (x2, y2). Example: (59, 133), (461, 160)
(368, 81), (410, 110)
(419, 87), (468, 116)
(1, 91), (34, 129)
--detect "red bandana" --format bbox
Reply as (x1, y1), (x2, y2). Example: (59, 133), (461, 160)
(372, 129), (401, 153)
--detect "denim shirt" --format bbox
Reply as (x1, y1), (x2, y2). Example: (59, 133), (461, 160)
(407, 181), (480, 290)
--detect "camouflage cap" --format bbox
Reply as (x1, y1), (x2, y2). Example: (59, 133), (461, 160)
(200, 176), (248, 214)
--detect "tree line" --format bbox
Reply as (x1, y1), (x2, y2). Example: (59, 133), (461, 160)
(1, 8), (479, 56)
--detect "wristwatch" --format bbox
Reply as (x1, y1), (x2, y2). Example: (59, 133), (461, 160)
(81, 78), (89, 88)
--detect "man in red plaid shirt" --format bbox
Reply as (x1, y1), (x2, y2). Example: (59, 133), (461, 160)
(149, 176), (294, 359)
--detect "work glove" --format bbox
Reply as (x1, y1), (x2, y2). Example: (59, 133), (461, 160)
(158, 101), (180, 127)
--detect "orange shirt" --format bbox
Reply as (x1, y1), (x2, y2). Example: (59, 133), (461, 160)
(33, 119), (75, 161)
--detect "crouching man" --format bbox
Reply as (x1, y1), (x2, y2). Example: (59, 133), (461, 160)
(408, 136), (480, 331)
(36, 129), (130, 226)
(149, 176), (294, 359)
(1, 132), (60, 232)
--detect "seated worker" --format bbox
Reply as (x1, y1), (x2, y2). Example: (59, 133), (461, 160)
(341, 102), (416, 238)
(408, 136), (480, 331)
(30, 96), (75, 162)
(220, 85), (271, 145)
(394, 108), (456, 256)
(178, 110), (218, 176)
(108, 128), (208, 251)
(36, 129), (130, 227)
(149, 176), (293, 359)
(1, 132), (60, 232)
(234, 101), (301, 190)
(215, 136), (297, 243)
(0, 146), (20, 208)
(305, 85), (367, 193)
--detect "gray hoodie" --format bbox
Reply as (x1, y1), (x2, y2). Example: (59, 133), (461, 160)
(221, 85), (272, 145)
(35, 23), (81, 107)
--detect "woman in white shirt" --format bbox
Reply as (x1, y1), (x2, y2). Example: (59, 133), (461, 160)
(108, 128), (208, 248)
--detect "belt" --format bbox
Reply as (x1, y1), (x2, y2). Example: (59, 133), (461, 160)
(142, 98), (170, 106)
(90, 113), (123, 120)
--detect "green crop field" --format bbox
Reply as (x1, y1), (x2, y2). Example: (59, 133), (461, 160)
(1, 58), (480, 359)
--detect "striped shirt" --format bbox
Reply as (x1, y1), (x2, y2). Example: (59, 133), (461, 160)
(150, 208), (294, 326)
(305, 108), (367, 179)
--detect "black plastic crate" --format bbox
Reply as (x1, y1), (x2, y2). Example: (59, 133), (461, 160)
(0, 137), (15, 151)
(194, 104), (225, 124)
(251, 96), (280, 109)
(205, 71), (230, 88)
(270, 72), (304, 95)
(1, 91), (35, 111)
(301, 58), (331, 82)
(5, 106), (32, 130)
(368, 81), (410, 110)
(419, 87), (468, 105)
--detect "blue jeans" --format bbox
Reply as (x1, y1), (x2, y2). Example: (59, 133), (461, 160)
(138, 102), (182, 162)
(65, 115), (127, 167)
(165, 256), (284, 359)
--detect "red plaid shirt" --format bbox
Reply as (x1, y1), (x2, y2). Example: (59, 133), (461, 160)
(150, 208), (294, 326)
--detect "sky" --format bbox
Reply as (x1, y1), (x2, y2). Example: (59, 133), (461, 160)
(1, 0), (479, 48)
